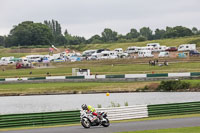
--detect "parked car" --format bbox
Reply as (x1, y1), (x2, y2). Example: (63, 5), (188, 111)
(165, 47), (177, 51)
(189, 50), (200, 56)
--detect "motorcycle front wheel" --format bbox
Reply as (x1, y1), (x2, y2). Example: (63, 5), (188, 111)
(81, 118), (91, 128)
(102, 118), (110, 127)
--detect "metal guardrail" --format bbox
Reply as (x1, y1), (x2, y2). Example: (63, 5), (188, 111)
(0, 110), (80, 128)
(148, 101), (200, 117)
(1, 72), (200, 82)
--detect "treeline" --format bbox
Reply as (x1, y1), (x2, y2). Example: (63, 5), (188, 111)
(0, 20), (200, 47)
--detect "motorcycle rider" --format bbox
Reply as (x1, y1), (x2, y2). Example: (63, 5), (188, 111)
(81, 104), (104, 122)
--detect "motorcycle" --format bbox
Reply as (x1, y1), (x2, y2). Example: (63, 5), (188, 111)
(80, 110), (110, 128)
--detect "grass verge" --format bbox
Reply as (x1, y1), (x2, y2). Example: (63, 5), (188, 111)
(116, 126), (200, 133)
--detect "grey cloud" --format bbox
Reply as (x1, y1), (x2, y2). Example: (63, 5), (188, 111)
(0, 0), (200, 38)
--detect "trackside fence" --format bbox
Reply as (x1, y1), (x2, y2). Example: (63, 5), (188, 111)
(96, 105), (148, 121)
(0, 110), (80, 128)
(1, 72), (200, 82)
(148, 101), (200, 117)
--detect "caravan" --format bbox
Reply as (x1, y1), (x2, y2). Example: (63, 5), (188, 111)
(100, 51), (118, 59)
(138, 50), (154, 58)
(178, 44), (196, 51)
(147, 43), (167, 52)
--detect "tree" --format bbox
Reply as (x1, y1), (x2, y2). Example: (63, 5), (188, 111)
(88, 34), (102, 44)
(192, 27), (198, 35)
(154, 29), (166, 39)
(44, 19), (66, 45)
(0, 36), (5, 47)
(126, 28), (139, 39)
(137, 36), (147, 42)
(5, 21), (53, 47)
(164, 26), (193, 38)
(101, 28), (118, 42)
(139, 27), (153, 40)
(64, 32), (86, 45)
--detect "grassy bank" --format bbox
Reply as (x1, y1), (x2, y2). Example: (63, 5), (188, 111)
(116, 126), (200, 133)
(0, 81), (157, 95)
(73, 35), (200, 51)
(0, 79), (199, 96)
(1, 60), (200, 78)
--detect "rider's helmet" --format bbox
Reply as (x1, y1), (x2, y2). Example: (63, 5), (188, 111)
(81, 104), (88, 110)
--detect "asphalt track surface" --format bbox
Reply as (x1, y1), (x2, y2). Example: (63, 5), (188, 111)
(2, 117), (200, 133)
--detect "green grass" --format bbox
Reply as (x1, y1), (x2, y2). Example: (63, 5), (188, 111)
(0, 81), (156, 95)
(0, 79), (200, 95)
(1, 61), (200, 78)
(117, 126), (200, 133)
(73, 35), (200, 51)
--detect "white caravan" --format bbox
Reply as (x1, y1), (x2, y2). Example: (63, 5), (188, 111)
(178, 44), (196, 51)
(147, 43), (167, 52)
(100, 51), (118, 59)
(114, 48), (123, 54)
(125, 46), (139, 53)
(138, 50), (154, 58)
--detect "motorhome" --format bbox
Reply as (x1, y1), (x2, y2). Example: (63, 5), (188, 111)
(100, 51), (118, 59)
(0, 56), (14, 64)
(178, 44), (196, 51)
(26, 55), (43, 62)
(138, 50), (154, 58)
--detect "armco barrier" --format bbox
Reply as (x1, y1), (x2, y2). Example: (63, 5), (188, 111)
(1, 72), (200, 82)
(191, 72), (200, 77)
(0, 110), (80, 128)
(148, 101), (200, 117)
(65, 76), (84, 79)
(106, 75), (125, 78)
(28, 77), (46, 80)
(147, 73), (168, 78)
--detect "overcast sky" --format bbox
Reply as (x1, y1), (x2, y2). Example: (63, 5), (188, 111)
(0, 0), (200, 38)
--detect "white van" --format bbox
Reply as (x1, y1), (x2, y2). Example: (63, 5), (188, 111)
(100, 51), (118, 59)
(138, 50), (154, 58)
(158, 51), (169, 58)
(178, 44), (196, 51)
